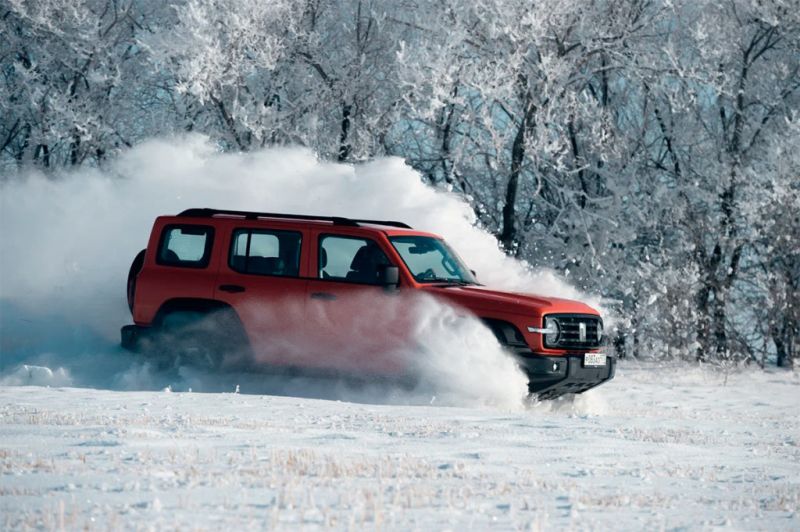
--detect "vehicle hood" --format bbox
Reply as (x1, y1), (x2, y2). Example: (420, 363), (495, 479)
(425, 285), (599, 317)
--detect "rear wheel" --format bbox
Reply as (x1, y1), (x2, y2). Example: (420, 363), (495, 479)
(147, 309), (250, 370)
(127, 249), (146, 314)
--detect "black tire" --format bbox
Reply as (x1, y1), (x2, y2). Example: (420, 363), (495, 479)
(127, 249), (146, 314)
(149, 309), (250, 371)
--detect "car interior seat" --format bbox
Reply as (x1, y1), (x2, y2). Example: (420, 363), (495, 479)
(346, 245), (388, 284)
(319, 248), (331, 279)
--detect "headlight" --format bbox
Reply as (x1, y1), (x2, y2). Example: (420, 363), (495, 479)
(544, 316), (560, 345)
(597, 321), (604, 342)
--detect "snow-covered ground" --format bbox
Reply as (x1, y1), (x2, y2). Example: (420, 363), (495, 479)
(1, 363), (798, 530)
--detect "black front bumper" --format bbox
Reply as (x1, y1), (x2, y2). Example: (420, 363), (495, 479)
(516, 353), (616, 399)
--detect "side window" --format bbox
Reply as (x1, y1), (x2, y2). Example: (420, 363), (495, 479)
(319, 235), (391, 285)
(158, 225), (214, 268)
(230, 229), (302, 277)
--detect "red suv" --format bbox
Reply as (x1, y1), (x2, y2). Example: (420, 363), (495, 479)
(122, 208), (615, 398)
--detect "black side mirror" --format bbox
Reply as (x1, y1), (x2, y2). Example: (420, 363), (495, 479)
(379, 265), (400, 290)
(470, 269), (477, 278)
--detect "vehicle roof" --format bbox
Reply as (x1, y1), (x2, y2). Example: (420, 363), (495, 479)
(167, 208), (441, 238)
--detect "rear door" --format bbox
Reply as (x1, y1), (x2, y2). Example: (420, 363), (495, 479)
(213, 221), (310, 367)
(304, 230), (411, 375)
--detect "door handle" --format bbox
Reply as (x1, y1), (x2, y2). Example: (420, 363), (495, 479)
(310, 292), (337, 301)
(219, 284), (246, 293)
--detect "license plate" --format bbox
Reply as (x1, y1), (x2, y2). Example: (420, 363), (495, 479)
(584, 353), (607, 367)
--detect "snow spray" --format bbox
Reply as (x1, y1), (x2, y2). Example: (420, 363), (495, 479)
(0, 135), (591, 409)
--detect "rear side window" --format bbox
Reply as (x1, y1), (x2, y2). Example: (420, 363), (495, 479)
(157, 225), (214, 268)
(230, 229), (302, 277)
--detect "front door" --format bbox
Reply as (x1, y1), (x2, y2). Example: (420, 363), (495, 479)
(304, 232), (411, 375)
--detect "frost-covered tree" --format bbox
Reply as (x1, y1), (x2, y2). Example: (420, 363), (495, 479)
(389, 0), (670, 354)
(740, 116), (800, 367)
(2, 0), (798, 367)
(390, 0), (799, 364)
(630, 1), (800, 362)
(392, 0), (657, 262)
(0, 0), (166, 167)
(147, 0), (415, 160)
(142, 0), (304, 150)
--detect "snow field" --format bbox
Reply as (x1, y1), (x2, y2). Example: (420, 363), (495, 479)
(1, 363), (798, 530)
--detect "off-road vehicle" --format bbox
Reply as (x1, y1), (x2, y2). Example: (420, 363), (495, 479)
(122, 208), (615, 398)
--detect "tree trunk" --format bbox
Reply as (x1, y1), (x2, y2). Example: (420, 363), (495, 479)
(16, 125), (31, 164)
(567, 118), (588, 209)
(712, 289), (728, 358)
(774, 332), (788, 368)
(337, 102), (352, 162)
(70, 131), (81, 166)
(695, 284), (712, 362)
(210, 94), (246, 150)
(34, 144), (50, 167)
(613, 331), (626, 359)
(499, 102), (535, 252)
(439, 88), (457, 187)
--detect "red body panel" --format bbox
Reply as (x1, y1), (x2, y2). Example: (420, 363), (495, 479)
(422, 286), (601, 355)
(133, 217), (221, 324)
(210, 218), (311, 367)
(131, 213), (603, 374)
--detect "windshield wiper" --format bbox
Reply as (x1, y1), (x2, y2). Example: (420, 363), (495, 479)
(420, 278), (477, 286)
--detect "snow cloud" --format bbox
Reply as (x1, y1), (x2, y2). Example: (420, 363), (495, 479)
(0, 135), (589, 408)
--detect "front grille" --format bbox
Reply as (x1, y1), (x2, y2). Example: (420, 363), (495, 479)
(544, 314), (603, 349)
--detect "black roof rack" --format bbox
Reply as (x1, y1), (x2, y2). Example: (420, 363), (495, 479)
(177, 208), (412, 229)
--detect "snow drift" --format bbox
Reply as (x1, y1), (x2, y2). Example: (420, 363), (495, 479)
(0, 135), (591, 408)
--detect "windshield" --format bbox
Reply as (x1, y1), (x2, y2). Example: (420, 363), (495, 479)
(390, 236), (478, 284)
